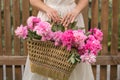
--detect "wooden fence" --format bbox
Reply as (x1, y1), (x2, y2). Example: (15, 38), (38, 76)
(0, 0), (120, 80)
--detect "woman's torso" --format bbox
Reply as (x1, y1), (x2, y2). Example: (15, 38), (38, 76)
(38, 0), (76, 21)
(44, 0), (75, 6)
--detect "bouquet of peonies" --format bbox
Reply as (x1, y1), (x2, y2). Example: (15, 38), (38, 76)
(15, 16), (103, 64)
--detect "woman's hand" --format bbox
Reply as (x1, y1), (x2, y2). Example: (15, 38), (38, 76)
(46, 7), (61, 22)
(61, 9), (79, 27)
(61, 0), (88, 28)
(30, 0), (60, 22)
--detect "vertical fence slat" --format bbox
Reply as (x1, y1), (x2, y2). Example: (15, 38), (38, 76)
(22, 0), (29, 25)
(15, 66), (22, 80)
(110, 0), (119, 80)
(0, 66), (3, 80)
(4, 0), (12, 80)
(100, 65), (107, 80)
(101, 0), (109, 55)
(111, 0), (119, 55)
(12, 1), (21, 79)
(91, 1), (98, 79)
(32, 6), (39, 16)
(4, 0), (12, 55)
(0, 0), (3, 80)
(22, 0), (30, 55)
(15, 65), (22, 80)
(13, 0), (21, 56)
(100, 0), (109, 80)
(110, 65), (117, 80)
(0, 0), (2, 55)
(119, 0), (120, 55)
(6, 66), (12, 80)
(92, 65), (96, 80)
(82, 6), (89, 31)
(91, 0), (98, 28)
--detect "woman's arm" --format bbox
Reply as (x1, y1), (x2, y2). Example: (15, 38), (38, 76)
(30, 0), (48, 12)
(75, 0), (89, 15)
(30, 0), (60, 22)
(62, 0), (89, 27)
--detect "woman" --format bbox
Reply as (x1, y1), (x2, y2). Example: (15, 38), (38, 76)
(22, 0), (94, 80)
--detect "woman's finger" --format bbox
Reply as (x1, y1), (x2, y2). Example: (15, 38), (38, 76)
(46, 8), (60, 22)
(71, 16), (75, 23)
(61, 15), (67, 24)
(51, 10), (60, 22)
(62, 14), (71, 26)
(63, 14), (73, 27)
(66, 15), (74, 27)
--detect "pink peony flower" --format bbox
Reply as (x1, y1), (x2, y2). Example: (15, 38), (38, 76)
(27, 16), (41, 30)
(33, 21), (53, 41)
(85, 35), (102, 55)
(73, 30), (87, 47)
(78, 45), (87, 55)
(90, 28), (103, 41)
(15, 25), (28, 39)
(53, 31), (63, 46)
(80, 53), (96, 64)
(61, 30), (74, 51)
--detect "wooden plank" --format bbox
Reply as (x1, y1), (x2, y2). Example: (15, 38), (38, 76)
(100, 0), (109, 56)
(6, 66), (12, 80)
(4, 0), (12, 80)
(22, 0), (29, 25)
(92, 65), (96, 80)
(0, 55), (119, 65)
(91, 0), (98, 28)
(99, 2), (109, 75)
(0, 56), (26, 65)
(13, 1), (22, 80)
(22, 0), (30, 56)
(15, 66), (22, 80)
(101, 0), (109, 55)
(32, 6), (39, 16)
(4, 0), (12, 55)
(0, 66), (3, 80)
(111, 0), (119, 55)
(0, 0), (2, 55)
(82, 6), (89, 32)
(110, 0), (119, 79)
(110, 65), (117, 80)
(13, 0), (21, 55)
(100, 65), (107, 80)
(95, 56), (120, 65)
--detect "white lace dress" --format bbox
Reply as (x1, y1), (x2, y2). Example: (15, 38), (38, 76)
(22, 0), (94, 80)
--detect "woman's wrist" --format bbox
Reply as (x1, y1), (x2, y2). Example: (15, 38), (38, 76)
(39, 4), (50, 13)
(72, 8), (81, 16)
(74, 6), (82, 14)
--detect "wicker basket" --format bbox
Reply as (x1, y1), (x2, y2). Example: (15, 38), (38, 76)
(27, 39), (77, 80)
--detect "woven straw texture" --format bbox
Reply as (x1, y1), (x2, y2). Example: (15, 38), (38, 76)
(27, 40), (77, 80)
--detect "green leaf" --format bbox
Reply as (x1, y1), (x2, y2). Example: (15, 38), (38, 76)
(51, 22), (65, 32)
(71, 57), (76, 64)
(28, 30), (41, 40)
(75, 57), (80, 62)
(68, 52), (80, 64)
(69, 21), (77, 29)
